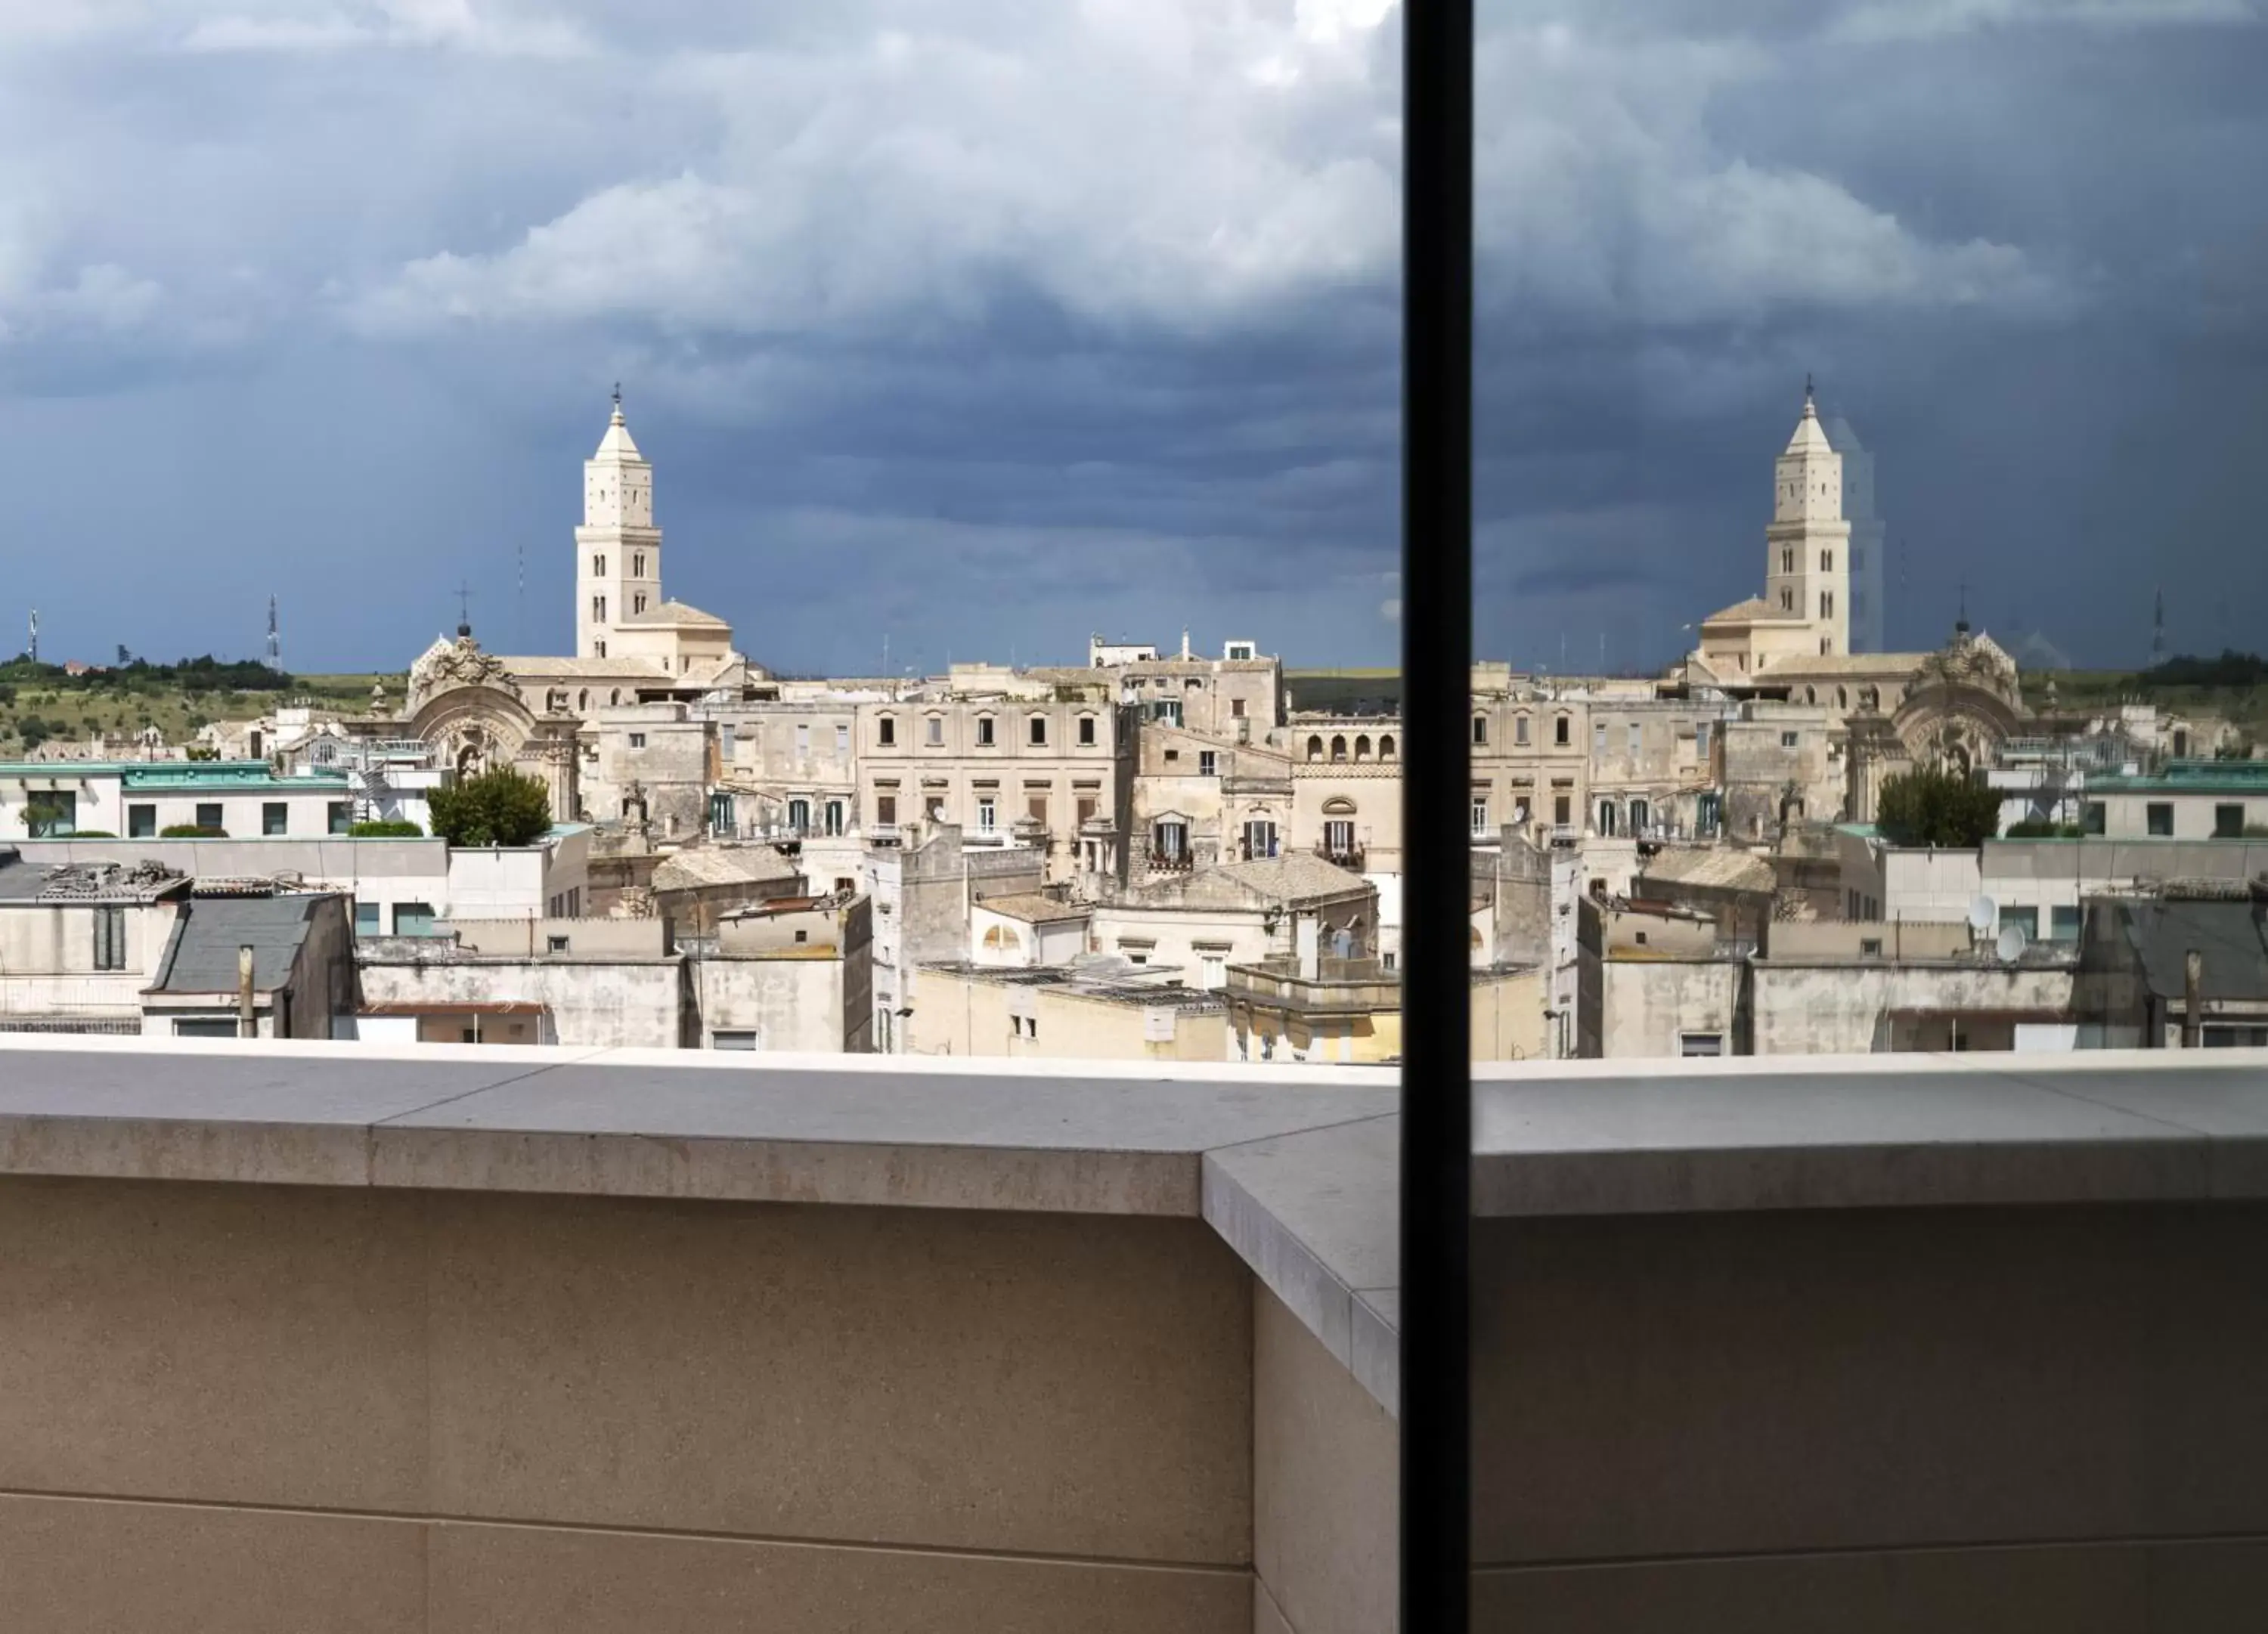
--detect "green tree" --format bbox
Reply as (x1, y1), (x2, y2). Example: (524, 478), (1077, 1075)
(427, 768), (553, 848)
(1876, 765), (2002, 849)
(17, 714), (51, 752)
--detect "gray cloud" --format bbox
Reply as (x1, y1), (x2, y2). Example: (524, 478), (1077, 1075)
(0, 0), (2263, 673)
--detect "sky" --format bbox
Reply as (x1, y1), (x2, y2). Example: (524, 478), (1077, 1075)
(2, 0), (2263, 676)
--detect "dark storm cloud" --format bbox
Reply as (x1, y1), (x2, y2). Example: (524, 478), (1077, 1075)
(0, 0), (2263, 672)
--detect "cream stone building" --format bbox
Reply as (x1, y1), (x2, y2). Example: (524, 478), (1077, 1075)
(856, 681), (1133, 887)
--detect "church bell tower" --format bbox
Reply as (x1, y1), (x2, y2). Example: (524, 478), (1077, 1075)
(573, 388), (663, 659)
(1763, 379), (1851, 657)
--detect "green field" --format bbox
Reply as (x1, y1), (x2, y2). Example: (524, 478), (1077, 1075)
(0, 664), (405, 758)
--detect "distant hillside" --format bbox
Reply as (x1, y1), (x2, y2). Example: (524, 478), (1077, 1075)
(0, 659), (404, 757)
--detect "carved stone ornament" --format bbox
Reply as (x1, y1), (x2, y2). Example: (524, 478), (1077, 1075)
(408, 633), (514, 706)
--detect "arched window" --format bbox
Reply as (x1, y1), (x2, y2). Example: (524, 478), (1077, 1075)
(1597, 800), (1619, 836)
(1331, 735), (1348, 762)
(609, 690), (621, 706)
(1837, 687), (1848, 709)
(1805, 686), (1817, 704)
(1380, 735), (1396, 760)
(1354, 735), (1371, 760)
(1631, 798), (1650, 834)
(577, 690), (589, 711)
(1306, 735), (1323, 762)
(1322, 796), (1357, 815)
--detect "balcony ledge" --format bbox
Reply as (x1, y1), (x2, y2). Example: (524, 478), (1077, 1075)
(5, 1038), (2267, 1422)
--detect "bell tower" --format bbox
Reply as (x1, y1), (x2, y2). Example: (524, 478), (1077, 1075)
(573, 387), (663, 658)
(1763, 379), (1851, 657)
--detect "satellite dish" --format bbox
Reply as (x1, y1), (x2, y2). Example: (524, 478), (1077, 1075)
(1967, 895), (1997, 933)
(1995, 924), (2028, 963)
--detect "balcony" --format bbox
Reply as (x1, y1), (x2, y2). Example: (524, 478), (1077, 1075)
(4, 1038), (2268, 1632)
(1147, 851), (1195, 874)
(1314, 842), (1365, 871)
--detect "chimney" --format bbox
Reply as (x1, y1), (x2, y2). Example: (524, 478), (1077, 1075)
(2183, 948), (2204, 1048)
(237, 944), (257, 1039)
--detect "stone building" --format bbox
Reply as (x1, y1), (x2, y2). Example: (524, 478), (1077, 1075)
(856, 682), (1132, 887)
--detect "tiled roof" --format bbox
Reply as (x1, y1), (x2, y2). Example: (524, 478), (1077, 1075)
(978, 892), (1092, 925)
(652, 846), (804, 892)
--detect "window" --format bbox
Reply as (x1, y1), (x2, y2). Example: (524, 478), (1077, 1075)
(1471, 716), (1487, 745)
(1780, 732), (1799, 750)
(2051, 905), (2082, 942)
(92, 906), (126, 971)
(1380, 735), (1396, 760)
(24, 791), (76, 838)
(976, 797), (996, 832)
(1244, 819), (1278, 859)
(1554, 794), (1572, 826)
(835, 724), (849, 754)
(875, 794), (897, 826)
(592, 554), (605, 577)
(1165, 748), (1179, 763)
(2084, 801), (2107, 835)
(1199, 750), (1216, 776)
(1514, 715), (1529, 746)
(1782, 547), (1795, 572)
(1331, 735), (1348, 762)
(1861, 938), (1884, 956)
(2216, 803), (2245, 838)
(976, 716), (996, 746)
(1078, 715), (1097, 745)
(1307, 735), (1324, 761)
(1470, 795), (1489, 836)
(1325, 819), (1356, 857)
(826, 799), (846, 836)
(1554, 715), (1569, 746)
(1029, 716), (1048, 746)
(547, 935), (571, 954)
(195, 803), (223, 831)
(1026, 795), (1049, 825)
(788, 797), (812, 834)
(1153, 819), (1186, 859)
(1077, 794), (1098, 827)
(1231, 698), (1246, 718)
(1695, 723), (1711, 757)
(1593, 722), (1606, 754)
(1680, 1033), (1724, 1057)
(392, 902), (436, 936)
(795, 723), (811, 755)
(262, 802), (287, 837)
(1780, 587), (1794, 611)
(1820, 591), (1835, 618)
(878, 716), (896, 746)
(925, 716), (944, 746)
(1627, 722), (1641, 755)
(175, 1018), (239, 1039)
(633, 552), (645, 577)
(1200, 954), (1226, 989)
(129, 803), (156, 839)
(629, 732), (646, 749)
(1150, 699), (1183, 726)
(1225, 642), (1256, 661)
(355, 902), (381, 936)
(1820, 549), (1833, 570)
(633, 593), (647, 614)
(712, 1031), (760, 1051)
(2147, 803), (2175, 837)
(2003, 906), (2040, 941)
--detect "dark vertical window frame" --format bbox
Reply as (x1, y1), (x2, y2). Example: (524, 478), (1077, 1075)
(1400, 0), (1473, 1629)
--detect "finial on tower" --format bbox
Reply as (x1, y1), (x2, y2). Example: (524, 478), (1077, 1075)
(455, 582), (474, 640)
(610, 382), (624, 426)
(1803, 372), (1817, 416)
